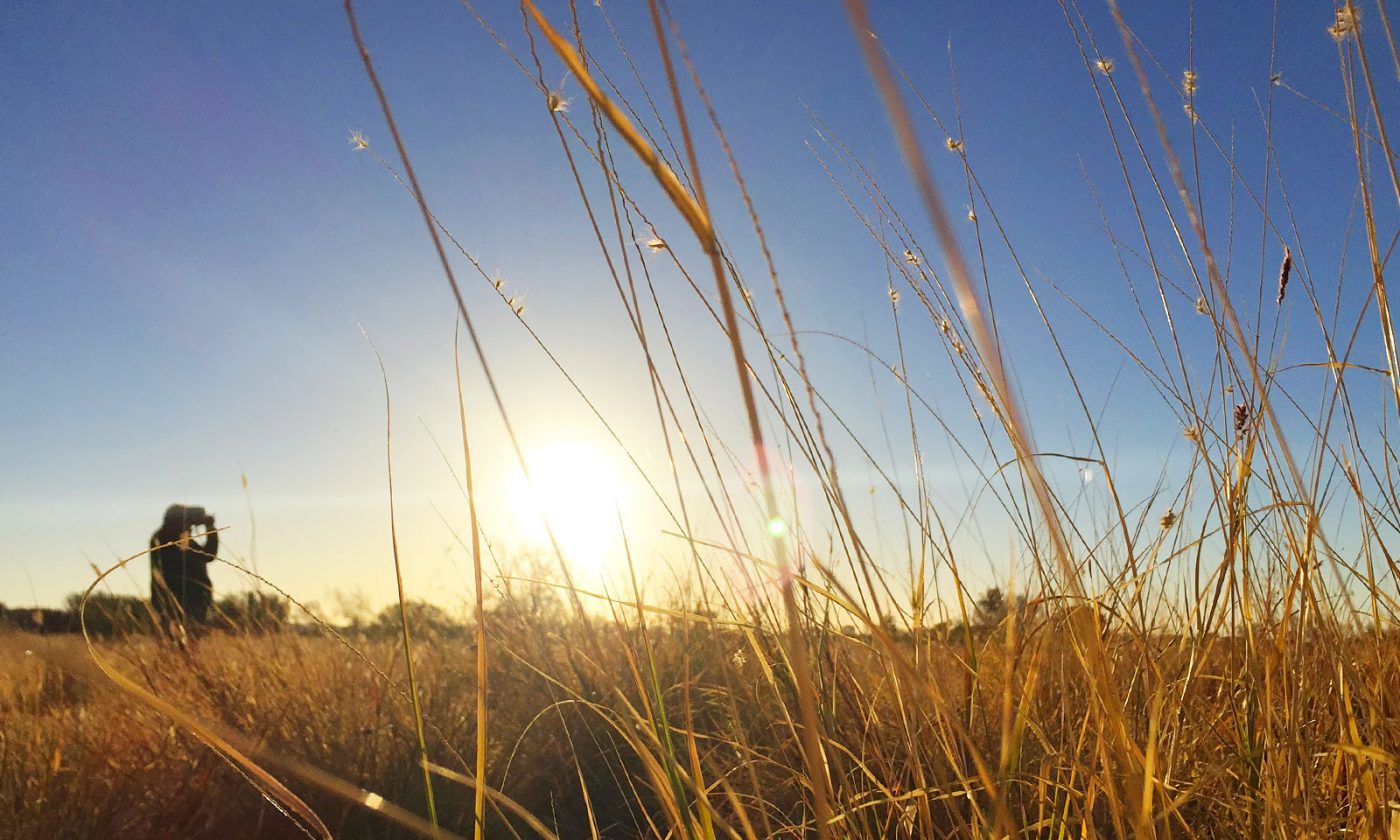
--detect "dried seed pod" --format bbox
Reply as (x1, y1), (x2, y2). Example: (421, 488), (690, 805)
(1233, 403), (1250, 433)
(1276, 247), (1293, 305)
(546, 72), (572, 113)
(1329, 5), (1359, 40)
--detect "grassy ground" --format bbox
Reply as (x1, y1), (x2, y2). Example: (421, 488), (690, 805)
(4, 611), (1397, 838)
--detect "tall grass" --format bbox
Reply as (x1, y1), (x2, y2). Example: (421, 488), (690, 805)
(6, 1), (1400, 838)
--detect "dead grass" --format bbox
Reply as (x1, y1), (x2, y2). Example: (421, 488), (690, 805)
(3, 617), (1397, 837)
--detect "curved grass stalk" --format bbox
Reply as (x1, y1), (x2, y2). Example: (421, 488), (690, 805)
(363, 329), (440, 832)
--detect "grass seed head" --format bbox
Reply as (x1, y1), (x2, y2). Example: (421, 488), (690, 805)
(1196, 295), (1208, 314)
(546, 72), (572, 113)
(975, 377), (994, 407)
(1160, 508), (1177, 530)
(1096, 57), (1114, 75)
(1234, 402), (1250, 433)
(1183, 69), (1198, 95)
(348, 130), (369, 151)
(1184, 425), (1202, 443)
(946, 137), (963, 152)
(904, 249), (919, 265)
(1276, 246), (1293, 305)
(1329, 4), (1359, 40)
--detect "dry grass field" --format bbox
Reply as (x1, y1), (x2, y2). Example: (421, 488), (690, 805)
(5, 610), (1398, 839)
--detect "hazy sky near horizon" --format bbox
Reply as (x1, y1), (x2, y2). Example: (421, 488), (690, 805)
(3, 2), (1393, 615)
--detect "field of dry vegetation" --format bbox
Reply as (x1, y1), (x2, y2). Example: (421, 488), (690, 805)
(7, 1), (1400, 838)
(4, 597), (1398, 838)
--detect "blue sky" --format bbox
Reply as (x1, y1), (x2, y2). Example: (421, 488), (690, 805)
(3, 2), (1393, 616)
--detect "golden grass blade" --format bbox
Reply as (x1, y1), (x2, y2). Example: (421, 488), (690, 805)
(77, 542), (332, 840)
(454, 318), (490, 840)
(363, 327), (440, 832)
(520, 0), (710, 244)
(838, 2), (1149, 833)
(521, 1), (833, 833)
(425, 763), (562, 840)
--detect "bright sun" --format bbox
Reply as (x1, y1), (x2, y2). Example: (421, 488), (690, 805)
(506, 442), (625, 578)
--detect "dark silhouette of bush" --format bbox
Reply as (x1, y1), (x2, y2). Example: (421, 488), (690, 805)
(372, 600), (462, 638)
(974, 586), (1029, 632)
(64, 592), (152, 636)
(0, 603), (76, 633)
(213, 591), (290, 633)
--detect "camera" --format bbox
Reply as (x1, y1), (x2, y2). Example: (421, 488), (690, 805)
(172, 505), (215, 527)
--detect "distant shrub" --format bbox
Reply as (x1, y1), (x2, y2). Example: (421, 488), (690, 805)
(63, 592), (151, 636)
(371, 600), (463, 638)
(213, 591), (290, 633)
(0, 604), (75, 634)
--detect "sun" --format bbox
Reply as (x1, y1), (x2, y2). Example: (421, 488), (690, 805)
(506, 441), (625, 579)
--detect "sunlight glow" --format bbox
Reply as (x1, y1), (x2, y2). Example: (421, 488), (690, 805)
(506, 441), (625, 579)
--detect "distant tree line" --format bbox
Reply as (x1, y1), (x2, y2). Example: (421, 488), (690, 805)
(2, 582), (1055, 644)
(0, 590), (291, 636)
(847, 587), (1035, 644)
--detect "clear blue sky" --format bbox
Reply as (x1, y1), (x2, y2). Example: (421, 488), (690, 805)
(2, 2), (1391, 615)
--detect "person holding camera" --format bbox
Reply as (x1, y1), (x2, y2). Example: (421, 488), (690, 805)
(150, 504), (218, 635)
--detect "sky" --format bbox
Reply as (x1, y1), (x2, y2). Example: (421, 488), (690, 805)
(3, 1), (1395, 618)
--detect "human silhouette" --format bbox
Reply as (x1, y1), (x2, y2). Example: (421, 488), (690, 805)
(150, 504), (218, 637)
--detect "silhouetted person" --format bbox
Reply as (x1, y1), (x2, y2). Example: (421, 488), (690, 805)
(150, 504), (217, 638)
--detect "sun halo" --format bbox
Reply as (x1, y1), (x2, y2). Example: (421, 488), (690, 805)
(505, 441), (626, 580)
